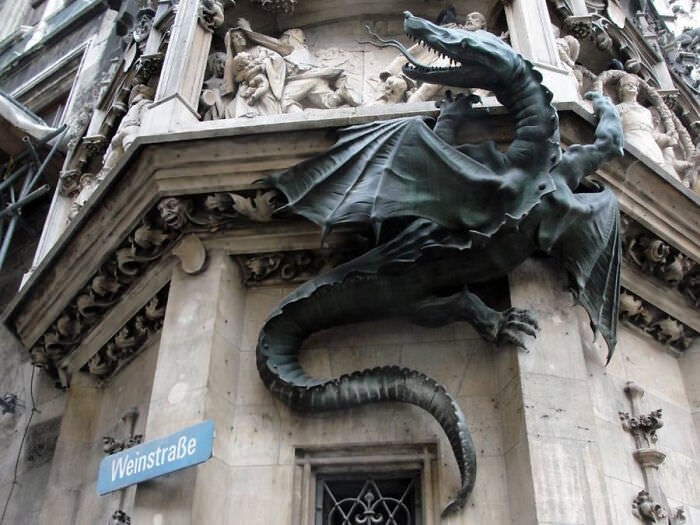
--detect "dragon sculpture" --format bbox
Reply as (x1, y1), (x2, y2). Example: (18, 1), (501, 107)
(255, 12), (624, 516)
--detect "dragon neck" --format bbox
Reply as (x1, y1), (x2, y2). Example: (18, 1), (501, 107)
(493, 58), (560, 169)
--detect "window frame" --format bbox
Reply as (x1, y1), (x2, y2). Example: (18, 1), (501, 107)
(292, 442), (440, 525)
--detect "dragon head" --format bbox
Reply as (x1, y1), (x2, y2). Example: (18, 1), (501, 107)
(398, 11), (514, 92)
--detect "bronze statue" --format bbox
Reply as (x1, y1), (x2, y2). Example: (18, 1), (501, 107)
(255, 12), (624, 516)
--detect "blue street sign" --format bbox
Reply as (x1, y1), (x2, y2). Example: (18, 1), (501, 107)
(97, 420), (214, 495)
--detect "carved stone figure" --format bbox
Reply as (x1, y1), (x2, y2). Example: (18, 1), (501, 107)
(99, 84), (154, 178)
(221, 21), (359, 118)
(223, 25), (286, 118)
(552, 25), (583, 90)
(593, 71), (696, 183)
(69, 173), (99, 219)
(277, 28), (359, 112)
(616, 74), (674, 169)
(200, 52), (230, 120)
(254, 12), (623, 517)
(197, 0), (224, 32)
(375, 74), (411, 104)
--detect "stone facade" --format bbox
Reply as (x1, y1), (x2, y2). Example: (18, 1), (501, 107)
(0, 1), (698, 524)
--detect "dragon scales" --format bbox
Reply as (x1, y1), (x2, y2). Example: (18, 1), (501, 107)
(255, 12), (624, 516)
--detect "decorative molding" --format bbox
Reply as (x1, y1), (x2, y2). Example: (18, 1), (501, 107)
(621, 214), (698, 309)
(84, 285), (168, 381)
(29, 189), (286, 379)
(249, 0), (298, 15)
(620, 382), (686, 525)
(109, 510), (131, 525)
(234, 247), (363, 285)
(618, 289), (697, 351)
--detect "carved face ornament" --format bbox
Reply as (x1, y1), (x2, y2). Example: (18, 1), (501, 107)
(618, 75), (640, 102)
(231, 31), (248, 53)
(464, 12), (486, 31)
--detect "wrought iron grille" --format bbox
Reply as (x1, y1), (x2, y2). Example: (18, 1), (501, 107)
(316, 472), (421, 525)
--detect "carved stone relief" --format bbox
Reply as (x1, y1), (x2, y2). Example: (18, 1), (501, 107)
(197, 0), (225, 33)
(249, 0), (297, 15)
(235, 247), (363, 285)
(85, 286), (168, 380)
(619, 289), (697, 350)
(200, 20), (361, 120)
(60, 6), (165, 222)
(110, 510), (131, 525)
(621, 214), (699, 308)
(30, 189), (284, 377)
(593, 71), (697, 186)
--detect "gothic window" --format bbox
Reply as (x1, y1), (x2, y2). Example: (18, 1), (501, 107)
(293, 443), (438, 525)
(316, 472), (421, 525)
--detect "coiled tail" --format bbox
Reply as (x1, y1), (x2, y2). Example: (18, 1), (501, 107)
(256, 278), (477, 516)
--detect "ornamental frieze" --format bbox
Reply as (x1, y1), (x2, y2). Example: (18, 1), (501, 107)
(28, 189), (285, 378)
(621, 214), (699, 308)
(619, 289), (697, 351)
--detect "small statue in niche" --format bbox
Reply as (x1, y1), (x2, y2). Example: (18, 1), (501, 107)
(69, 173), (98, 219)
(223, 25), (286, 118)
(593, 71), (697, 184)
(99, 84), (154, 178)
(552, 25), (583, 91)
(200, 51), (230, 120)
(378, 9), (493, 103)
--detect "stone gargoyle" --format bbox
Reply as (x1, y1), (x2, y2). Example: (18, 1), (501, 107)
(255, 12), (624, 516)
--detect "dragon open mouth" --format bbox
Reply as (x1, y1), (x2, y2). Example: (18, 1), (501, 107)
(363, 13), (467, 78)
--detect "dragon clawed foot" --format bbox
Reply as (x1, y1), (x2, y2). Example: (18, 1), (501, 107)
(495, 307), (539, 349)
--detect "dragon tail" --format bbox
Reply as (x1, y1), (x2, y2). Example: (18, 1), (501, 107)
(256, 282), (477, 516)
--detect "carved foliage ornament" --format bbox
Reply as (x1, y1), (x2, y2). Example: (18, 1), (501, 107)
(618, 290), (697, 350)
(621, 215), (699, 309)
(85, 286), (168, 380)
(29, 190), (283, 375)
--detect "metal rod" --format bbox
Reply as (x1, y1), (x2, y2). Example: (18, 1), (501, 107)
(25, 126), (67, 196)
(0, 185), (51, 218)
(0, 164), (30, 192)
(0, 215), (17, 270)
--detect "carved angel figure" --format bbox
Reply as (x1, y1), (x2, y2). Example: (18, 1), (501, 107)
(593, 71), (697, 187)
(99, 84), (154, 178)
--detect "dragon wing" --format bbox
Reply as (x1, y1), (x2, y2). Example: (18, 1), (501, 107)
(270, 116), (553, 239)
(550, 187), (621, 361)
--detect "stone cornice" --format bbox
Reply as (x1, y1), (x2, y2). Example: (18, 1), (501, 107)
(3, 102), (698, 382)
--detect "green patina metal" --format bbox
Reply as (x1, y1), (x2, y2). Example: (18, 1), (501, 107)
(255, 12), (624, 516)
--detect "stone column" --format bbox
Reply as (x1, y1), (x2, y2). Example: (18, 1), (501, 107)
(502, 259), (613, 525)
(38, 373), (103, 525)
(503, 0), (580, 102)
(132, 250), (245, 525)
(141, 0), (215, 134)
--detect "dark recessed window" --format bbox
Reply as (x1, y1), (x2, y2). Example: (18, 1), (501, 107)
(316, 472), (421, 525)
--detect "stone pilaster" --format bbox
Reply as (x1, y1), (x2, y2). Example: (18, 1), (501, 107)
(141, 0), (215, 134)
(502, 259), (613, 524)
(38, 373), (103, 525)
(504, 0), (579, 102)
(132, 250), (244, 525)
